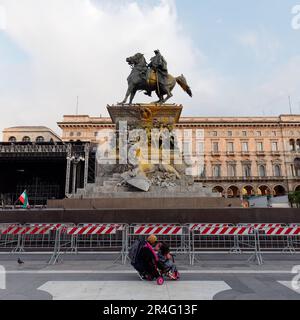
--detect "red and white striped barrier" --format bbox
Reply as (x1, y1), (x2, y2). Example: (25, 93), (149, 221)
(134, 225), (183, 235)
(190, 224), (232, 231)
(80, 223), (124, 231)
(0, 224), (18, 234)
(65, 225), (117, 235)
(262, 227), (300, 236)
(1, 225), (58, 235)
(289, 224), (300, 227)
(199, 226), (253, 236)
(240, 223), (284, 229)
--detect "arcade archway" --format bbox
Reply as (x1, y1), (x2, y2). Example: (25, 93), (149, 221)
(273, 185), (286, 197)
(257, 185), (271, 196)
(227, 186), (240, 198)
(212, 186), (225, 197)
(242, 185), (255, 197)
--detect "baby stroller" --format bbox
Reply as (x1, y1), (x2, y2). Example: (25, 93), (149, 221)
(129, 238), (179, 285)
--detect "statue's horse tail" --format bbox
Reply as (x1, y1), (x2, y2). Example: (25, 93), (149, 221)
(176, 74), (193, 97)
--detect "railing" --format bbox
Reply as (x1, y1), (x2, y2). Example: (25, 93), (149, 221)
(0, 144), (68, 153)
(0, 223), (299, 266)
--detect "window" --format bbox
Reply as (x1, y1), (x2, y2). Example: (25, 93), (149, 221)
(228, 131), (233, 137)
(257, 142), (263, 152)
(77, 132), (82, 137)
(199, 165), (206, 178)
(242, 131), (247, 137)
(212, 165), (221, 177)
(22, 136), (31, 143)
(242, 142), (249, 152)
(295, 158), (300, 177)
(197, 142), (204, 154)
(256, 131), (262, 137)
(227, 142), (234, 153)
(291, 164), (295, 177)
(297, 139), (300, 151)
(258, 165), (266, 177)
(290, 139), (296, 152)
(228, 164), (236, 177)
(272, 131), (277, 137)
(212, 131), (217, 137)
(274, 165), (281, 177)
(70, 132), (74, 137)
(36, 136), (44, 143)
(243, 164), (251, 177)
(183, 141), (192, 155)
(272, 142), (278, 152)
(212, 142), (219, 152)
(8, 136), (16, 143)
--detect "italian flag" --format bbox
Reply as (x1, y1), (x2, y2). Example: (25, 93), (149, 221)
(18, 190), (30, 209)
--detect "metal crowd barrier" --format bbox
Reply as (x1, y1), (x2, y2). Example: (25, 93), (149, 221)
(1, 222), (300, 266)
(256, 226), (300, 259)
(190, 225), (262, 265)
(0, 223), (73, 253)
(49, 223), (128, 265)
(20, 223), (67, 252)
(234, 223), (286, 255)
(0, 223), (22, 252)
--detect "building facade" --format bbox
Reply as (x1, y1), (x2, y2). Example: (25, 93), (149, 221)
(58, 114), (300, 198)
(2, 126), (62, 143)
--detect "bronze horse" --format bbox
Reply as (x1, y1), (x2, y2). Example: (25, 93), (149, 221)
(119, 53), (192, 105)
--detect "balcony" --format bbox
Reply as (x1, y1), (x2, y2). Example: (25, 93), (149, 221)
(256, 151), (265, 157)
(271, 150), (280, 156)
(211, 151), (221, 157)
(226, 151), (235, 157)
(241, 151), (250, 156)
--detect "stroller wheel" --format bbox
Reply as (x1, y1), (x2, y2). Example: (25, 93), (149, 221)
(157, 277), (164, 286)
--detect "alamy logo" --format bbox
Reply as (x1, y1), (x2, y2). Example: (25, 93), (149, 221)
(291, 5), (300, 30)
(95, 125), (205, 177)
(0, 265), (6, 290)
(0, 5), (7, 30)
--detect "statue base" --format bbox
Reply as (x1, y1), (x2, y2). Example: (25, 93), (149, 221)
(74, 103), (217, 200)
(107, 103), (182, 127)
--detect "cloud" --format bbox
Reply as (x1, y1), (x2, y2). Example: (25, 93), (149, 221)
(0, 0), (205, 134)
(0, 0), (299, 137)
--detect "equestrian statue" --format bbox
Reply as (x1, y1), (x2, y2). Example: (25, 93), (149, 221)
(119, 50), (193, 105)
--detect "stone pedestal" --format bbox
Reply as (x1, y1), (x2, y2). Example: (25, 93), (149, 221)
(107, 104), (182, 128)
(75, 103), (217, 200)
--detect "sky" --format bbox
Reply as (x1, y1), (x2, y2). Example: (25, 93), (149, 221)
(0, 0), (300, 134)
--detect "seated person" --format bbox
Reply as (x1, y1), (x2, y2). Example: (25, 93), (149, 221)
(156, 242), (177, 278)
(139, 234), (160, 280)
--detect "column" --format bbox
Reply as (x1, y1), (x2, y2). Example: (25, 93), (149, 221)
(84, 143), (90, 189)
(65, 144), (72, 196)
